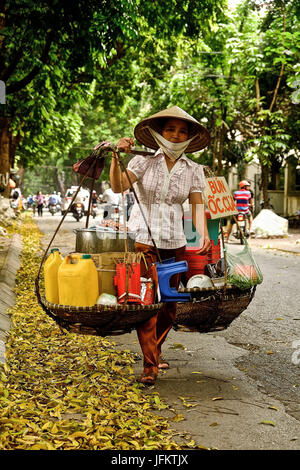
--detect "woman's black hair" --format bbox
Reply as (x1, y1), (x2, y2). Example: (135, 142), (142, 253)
(156, 117), (191, 136)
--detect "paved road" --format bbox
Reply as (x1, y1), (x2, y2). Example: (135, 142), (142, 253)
(36, 212), (300, 450)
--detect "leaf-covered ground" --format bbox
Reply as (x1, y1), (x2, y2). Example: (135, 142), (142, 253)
(0, 215), (191, 450)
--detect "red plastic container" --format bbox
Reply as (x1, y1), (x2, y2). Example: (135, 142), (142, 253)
(141, 279), (154, 306)
(183, 240), (221, 281)
(183, 247), (207, 280)
(114, 263), (141, 303)
(207, 239), (221, 264)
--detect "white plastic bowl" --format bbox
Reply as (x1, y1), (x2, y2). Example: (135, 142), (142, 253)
(186, 274), (213, 289)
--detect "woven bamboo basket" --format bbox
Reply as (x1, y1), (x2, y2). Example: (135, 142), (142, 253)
(174, 285), (256, 333)
(35, 283), (254, 337)
(35, 286), (163, 337)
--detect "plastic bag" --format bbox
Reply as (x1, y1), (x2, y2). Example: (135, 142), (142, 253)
(226, 240), (263, 290)
(252, 209), (288, 238)
(73, 141), (111, 179)
(97, 293), (118, 305)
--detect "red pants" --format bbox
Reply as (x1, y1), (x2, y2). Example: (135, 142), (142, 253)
(135, 242), (186, 374)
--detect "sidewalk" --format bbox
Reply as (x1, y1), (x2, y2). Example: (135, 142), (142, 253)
(230, 228), (300, 254)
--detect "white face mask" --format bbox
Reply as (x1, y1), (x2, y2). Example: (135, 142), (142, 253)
(147, 127), (197, 162)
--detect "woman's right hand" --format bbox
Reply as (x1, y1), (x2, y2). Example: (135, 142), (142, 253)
(117, 137), (134, 153)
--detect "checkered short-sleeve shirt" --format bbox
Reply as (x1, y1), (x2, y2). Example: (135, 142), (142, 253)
(126, 149), (206, 249)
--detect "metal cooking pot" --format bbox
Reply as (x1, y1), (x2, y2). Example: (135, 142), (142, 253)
(74, 228), (136, 253)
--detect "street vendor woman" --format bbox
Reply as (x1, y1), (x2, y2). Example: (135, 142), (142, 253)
(109, 106), (211, 385)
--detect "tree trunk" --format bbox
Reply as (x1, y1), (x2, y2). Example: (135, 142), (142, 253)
(53, 167), (66, 196)
(260, 162), (269, 209)
(212, 126), (218, 174)
(212, 125), (224, 175)
(9, 131), (21, 169)
(72, 170), (79, 187)
(0, 117), (11, 197)
(17, 163), (25, 193)
(217, 124), (224, 176)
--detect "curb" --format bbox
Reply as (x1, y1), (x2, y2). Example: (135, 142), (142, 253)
(0, 233), (22, 363)
(248, 240), (300, 255)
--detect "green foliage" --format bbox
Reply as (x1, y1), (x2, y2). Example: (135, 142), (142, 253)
(1, 0), (227, 174)
(1, 0), (299, 196)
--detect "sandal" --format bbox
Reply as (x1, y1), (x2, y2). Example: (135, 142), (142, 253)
(138, 367), (157, 386)
(158, 357), (170, 370)
(139, 372), (157, 386)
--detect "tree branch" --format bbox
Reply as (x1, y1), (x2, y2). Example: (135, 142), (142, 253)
(269, 62), (285, 114)
(61, 41), (126, 95)
(255, 77), (261, 112)
(0, 45), (24, 81)
(102, 41), (126, 69)
(6, 30), (54, 94)
(265, 5), (286, 117)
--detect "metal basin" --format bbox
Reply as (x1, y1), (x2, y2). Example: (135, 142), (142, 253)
(74, 228), (136, 253)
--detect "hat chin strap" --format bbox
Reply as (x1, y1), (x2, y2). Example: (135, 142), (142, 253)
(148, 127), (197, 162)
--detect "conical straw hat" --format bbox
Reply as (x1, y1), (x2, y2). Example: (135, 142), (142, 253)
(134, 106), (210, 152)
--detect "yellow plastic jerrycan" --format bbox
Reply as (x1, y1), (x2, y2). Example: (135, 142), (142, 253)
(44, 249), (64, 303)
(58, 254), (99, 307)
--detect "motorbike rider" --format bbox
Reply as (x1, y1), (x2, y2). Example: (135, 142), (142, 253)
(73, 189), (87, 206)
(26, 194), (36, 214)
(49, 191), (58, 207)
(225, 180), (253, 241)
(91, 190), (98, 204)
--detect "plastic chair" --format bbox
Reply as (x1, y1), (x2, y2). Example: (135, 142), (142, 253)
(156, 259), (191, 302)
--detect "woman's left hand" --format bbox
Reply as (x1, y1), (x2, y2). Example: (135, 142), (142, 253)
(195, 236), (211, 255)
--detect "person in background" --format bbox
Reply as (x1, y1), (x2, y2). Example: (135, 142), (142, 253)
(35, 191), (44, 217)
(225, 180), (253, 240)
(102, 183), (122, 219)
(27, 194), (34, 207)
(48, 191), (58, 206)
(108, 105), (211, 385)
(91, 190), (98, 204)
(27, 194), (36, 215)
(125, 189), (135, 221)
(247, 182), (255, 234)
(9, 187), (22, 214)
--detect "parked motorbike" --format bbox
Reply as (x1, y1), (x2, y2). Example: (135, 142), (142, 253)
(233, 212), (250, 244)
(71, 202), (85, 222)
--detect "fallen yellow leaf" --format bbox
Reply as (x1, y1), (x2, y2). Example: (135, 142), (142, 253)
(172, 414), (185, 422)
(259, 420), (276, 426)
